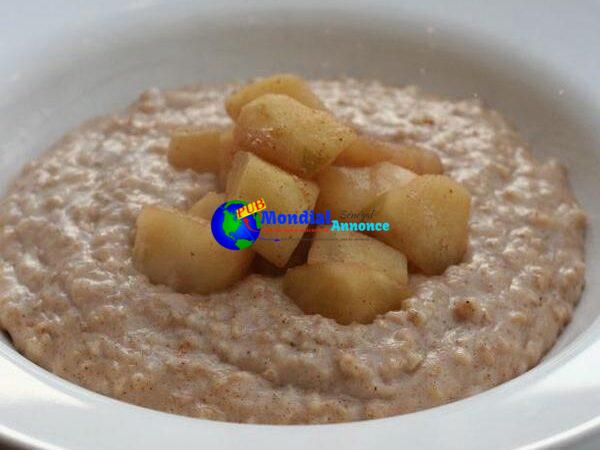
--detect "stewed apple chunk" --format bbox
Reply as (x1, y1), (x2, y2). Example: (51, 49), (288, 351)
(283, 263), (410, 325)
(217, 127), (236, 188)
(335, 136), (443, 175)
(316, 162), (416, 219)
(188, 191), (225, 220)
(168, 126), (224, 173)
(133, 206), (253, 294)
(308, 230), (408, 285)
(234, 94), (357, 177)
(368, 175), (471, 275)
(225, 73), (325, 119)
(226, 152), (319, 267)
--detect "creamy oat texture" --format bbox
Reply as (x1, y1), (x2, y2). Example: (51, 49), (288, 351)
(0, 80), (586, 423)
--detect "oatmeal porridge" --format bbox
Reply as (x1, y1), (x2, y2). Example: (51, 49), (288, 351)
(0, 78), (586, 423)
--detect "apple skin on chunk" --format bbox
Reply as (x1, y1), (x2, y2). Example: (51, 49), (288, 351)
(316, 162), (416, 219)
(234, 94), (357, 178)
(188, 191), (225, 220)
(225, 73), (325, 120)
(308, 230), (408, 285)
(283, 263), (410, 325)
(168, 127), (223, 173)
(226, 152), (319, 268)
(133, 206), (253, 294)
(335, 136), (443, 175)
(368, 175), (471, 275)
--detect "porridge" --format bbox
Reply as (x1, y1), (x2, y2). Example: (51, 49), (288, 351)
(0, 77), (586, 423)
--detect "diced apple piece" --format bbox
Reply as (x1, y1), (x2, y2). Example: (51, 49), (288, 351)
(308, 230), (408, 285)
(133, 206), (253, 294)
(368, 175), (471, 275)
(225, 73), (325, 119)
(283, 263), (410, 325)
(226, 152), (319, 267)
(217, 127), (236, 189)
(188, 192), (225, 220)
(316, 166), (370, 219)
(316, 162), (416, 219)
(335, 136), (443, 175)
(168, 127), (223, 173)
(234, 94), (357, 177)
(374, 161), (418, 188)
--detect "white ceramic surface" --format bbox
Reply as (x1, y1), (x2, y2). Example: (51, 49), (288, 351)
(1, 1), (599, 449)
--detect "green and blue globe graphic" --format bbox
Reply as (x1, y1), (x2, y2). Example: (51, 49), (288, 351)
(211, 200), (262, 250)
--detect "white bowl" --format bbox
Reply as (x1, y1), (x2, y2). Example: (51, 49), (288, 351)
(1, 1), (600, 449)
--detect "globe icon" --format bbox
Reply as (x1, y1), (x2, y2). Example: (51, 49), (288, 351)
(211, 200), (262, 250)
